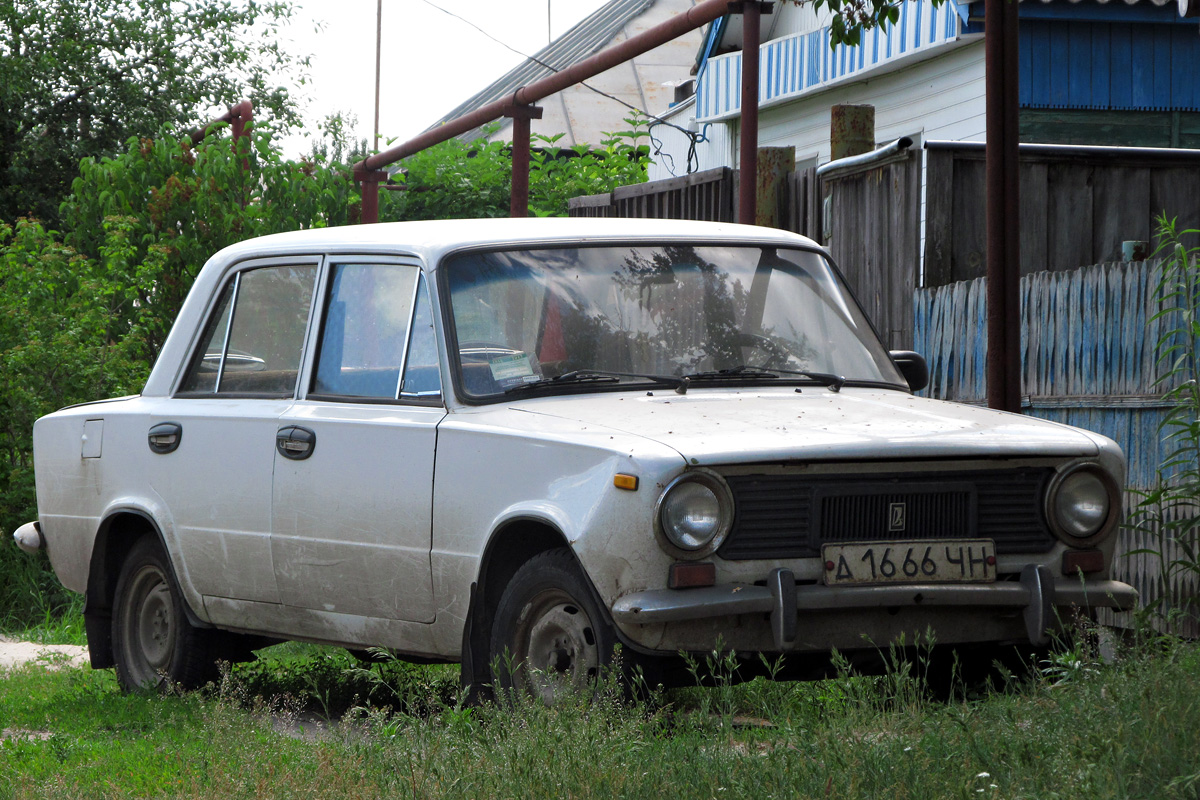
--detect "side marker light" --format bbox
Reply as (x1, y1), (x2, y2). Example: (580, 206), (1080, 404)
(669, 562), (716, 589)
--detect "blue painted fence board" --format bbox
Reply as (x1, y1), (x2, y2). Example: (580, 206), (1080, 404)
(913, 260), (1199, 632)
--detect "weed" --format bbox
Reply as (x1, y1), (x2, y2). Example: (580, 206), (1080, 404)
(1126, 216), (1200, 629)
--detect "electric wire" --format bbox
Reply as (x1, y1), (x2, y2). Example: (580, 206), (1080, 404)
(419, 0), (707, 175)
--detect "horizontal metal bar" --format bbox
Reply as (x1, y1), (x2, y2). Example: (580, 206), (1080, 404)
(610, 576), (1137, 624)
(355, 0), (731, 174)
(924, 139), (1200, 164)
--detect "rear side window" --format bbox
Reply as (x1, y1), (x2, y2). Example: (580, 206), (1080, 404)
(311, 263), (420, 399)
(178, 265), (318, 396)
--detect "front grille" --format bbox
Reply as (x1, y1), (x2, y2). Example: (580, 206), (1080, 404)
(718, 468), (1055, 561)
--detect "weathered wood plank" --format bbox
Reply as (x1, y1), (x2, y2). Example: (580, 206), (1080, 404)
(1047, 163), (1094, 271)
(1019, 162), (1049, 275)
(924, 148), (955, 287)
(950, 157), (987, 283)
(1091, 166), (1151, 263)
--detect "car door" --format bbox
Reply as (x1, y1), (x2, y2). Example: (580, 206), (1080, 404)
(148, 259), (319, 604)
(270, 259), (443, 622)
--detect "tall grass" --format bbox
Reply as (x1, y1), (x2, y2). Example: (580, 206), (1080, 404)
(2, 632), (1198, 799)
(0, 544), (83, 645)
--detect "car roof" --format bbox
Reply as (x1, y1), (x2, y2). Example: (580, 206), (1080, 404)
(143, 218), (825, 398)
(209, 217), (823, 266)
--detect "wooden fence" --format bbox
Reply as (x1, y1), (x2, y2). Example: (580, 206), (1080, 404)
(924, 142), (1200, 286)
(914, 259), (1198, 635)
(567, 165), (821, 239)
(821, 147), (921, 350)
(568, 167), (737, 223)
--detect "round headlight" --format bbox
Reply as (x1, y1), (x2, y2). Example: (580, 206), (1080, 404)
(656, 472), (733, 554)
(1051, 468), (1112, 540)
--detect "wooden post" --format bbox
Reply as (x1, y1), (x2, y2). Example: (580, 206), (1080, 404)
(756, 146), (795, 228)
(830, 104), (875, 161)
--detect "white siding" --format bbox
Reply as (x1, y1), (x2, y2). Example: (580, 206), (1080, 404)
(646, 100), (736, 181)
(755, 41), (985, 280)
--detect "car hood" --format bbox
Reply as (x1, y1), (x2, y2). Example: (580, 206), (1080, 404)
(505, 387), (1102, 464)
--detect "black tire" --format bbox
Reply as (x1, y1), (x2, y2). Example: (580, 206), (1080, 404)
(112, 536), (218, 692)
(489, 549), (616, 704)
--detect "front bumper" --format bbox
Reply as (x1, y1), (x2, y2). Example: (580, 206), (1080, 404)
(611, 565), (1138, 650)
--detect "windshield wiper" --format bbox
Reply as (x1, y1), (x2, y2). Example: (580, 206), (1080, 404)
(683, 364), (846, 392)
(683, 366), (780, 381)
(504, 369), (686, 395)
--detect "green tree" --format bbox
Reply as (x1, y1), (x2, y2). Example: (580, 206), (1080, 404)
(0, 0), (307, 226)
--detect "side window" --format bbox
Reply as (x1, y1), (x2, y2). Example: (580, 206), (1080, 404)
(400, 276), (441, 399)
(179, 264), (318, 396)
(311, 263), (420, 399)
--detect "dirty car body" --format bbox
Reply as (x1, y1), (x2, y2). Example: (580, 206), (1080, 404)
(22, 218), (1136, 693)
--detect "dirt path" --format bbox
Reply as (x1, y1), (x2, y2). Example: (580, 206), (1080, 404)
(0, 634), (88, 670)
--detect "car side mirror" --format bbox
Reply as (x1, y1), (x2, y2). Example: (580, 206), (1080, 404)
(889, 350), (928, 392)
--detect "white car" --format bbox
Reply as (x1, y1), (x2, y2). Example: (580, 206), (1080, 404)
(17, 218), (1135, 697)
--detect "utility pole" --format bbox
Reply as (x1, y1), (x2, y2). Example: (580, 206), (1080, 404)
(985, 0), (1022, 412)
(374, 0), (383, 152)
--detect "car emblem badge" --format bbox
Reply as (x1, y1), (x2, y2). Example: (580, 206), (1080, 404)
(888, 502), (906, 532)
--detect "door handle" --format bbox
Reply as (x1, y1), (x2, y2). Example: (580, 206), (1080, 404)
(276, 426), (316, 460)
(148, 422), (183, 454)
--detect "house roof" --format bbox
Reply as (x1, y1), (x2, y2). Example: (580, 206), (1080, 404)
(427, 0), (656, 141)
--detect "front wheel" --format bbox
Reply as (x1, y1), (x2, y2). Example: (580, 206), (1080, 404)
(489, 549), (616, 704)
(112, 536), (218, 692)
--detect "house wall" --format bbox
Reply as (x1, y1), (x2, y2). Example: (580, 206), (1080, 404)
(759, 41), (985, 282)
(646, 101), (736, 180)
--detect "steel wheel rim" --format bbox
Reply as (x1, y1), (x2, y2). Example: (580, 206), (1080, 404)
(123, 565), (175, 687)
(513, 588), (600, 704)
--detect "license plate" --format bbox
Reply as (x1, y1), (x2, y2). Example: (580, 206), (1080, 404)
(822, 539), (996, 586)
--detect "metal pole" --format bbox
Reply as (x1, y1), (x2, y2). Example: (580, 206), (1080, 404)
(356, 168), (386, 224)
(506, 104), (542, 218)
(985, 0), (1022, 412)
(737, 1), (762, 226)
(374, 0), (382, 152)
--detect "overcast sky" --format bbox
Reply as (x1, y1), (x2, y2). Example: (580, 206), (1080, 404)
(274, 0), (610, 157)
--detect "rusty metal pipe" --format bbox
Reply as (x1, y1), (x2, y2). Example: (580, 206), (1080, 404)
(985, 0), (1022, 412)
(510, 113), (533, 218)
(353, 0), (730, 175)
(737, 1), (761, 225)
(190, 100), (253, 146)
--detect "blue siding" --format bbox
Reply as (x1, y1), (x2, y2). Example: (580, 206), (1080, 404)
(1067, 22), (1091, 108)
(1130, 26), (1155, 109)
(694, 0), (965, 123)
(1152, 25), (1172, 109)
(1029, 23), (1052, 106)
(1050, 25), (1071, 107)
(1091, 24), (1110, 109)
(1171, 26), (1194, 112)
(1110, 25), (1133, 107)
(1021, 19), (1200, 112)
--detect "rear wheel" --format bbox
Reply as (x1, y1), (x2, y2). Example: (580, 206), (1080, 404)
(112, 536), (218, 692)
(489, 549), (615, 704)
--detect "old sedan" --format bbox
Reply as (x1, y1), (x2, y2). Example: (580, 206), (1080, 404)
(17, 218), (1135, 697)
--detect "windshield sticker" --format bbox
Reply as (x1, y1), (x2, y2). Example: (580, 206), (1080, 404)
(489, 352), (538, 385)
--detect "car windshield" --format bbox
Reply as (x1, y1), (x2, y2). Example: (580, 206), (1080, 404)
(443, 243), (904, 399)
